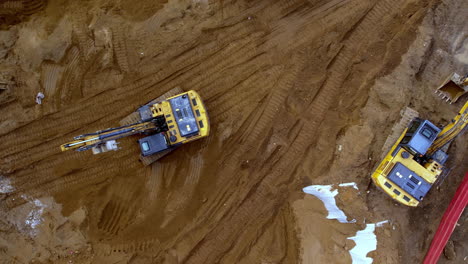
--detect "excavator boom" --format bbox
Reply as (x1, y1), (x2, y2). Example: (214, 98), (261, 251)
(428, 101), (468, 155)
(60, 118), (165, 152)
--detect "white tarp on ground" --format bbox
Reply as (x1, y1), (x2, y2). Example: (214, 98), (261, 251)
(302, 183), (357, 223)
(0, 175), (14, 193)
(303, 183), (389, 264)
(348, 221), (389, 264)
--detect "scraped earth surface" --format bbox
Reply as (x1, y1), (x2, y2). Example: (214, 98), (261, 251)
(0, 0), (467, 263)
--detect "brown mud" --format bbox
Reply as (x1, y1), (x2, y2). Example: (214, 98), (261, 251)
(0, 0), (467, 263)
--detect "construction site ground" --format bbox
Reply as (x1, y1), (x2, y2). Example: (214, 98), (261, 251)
(0, 0), (467, 263)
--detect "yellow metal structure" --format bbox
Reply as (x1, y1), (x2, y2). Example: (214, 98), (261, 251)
(371, 100), (468, 206)
(153, 90), (210, 146)
(372, 132), (442, 206)
(61, 90), (209, 164)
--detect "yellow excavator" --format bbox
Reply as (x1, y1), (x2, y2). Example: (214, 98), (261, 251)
(371, 100), (468, 207)
(61, 88), (209, 165)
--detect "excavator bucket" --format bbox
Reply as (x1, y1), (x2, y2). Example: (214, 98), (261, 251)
(435, 73), (468, 104)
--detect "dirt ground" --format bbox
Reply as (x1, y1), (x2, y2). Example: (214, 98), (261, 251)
(0, 0), (467, 263)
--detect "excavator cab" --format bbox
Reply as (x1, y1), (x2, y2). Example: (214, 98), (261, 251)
(399, 119), (440, 156)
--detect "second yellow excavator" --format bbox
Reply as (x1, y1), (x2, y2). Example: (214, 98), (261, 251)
(371, 100), (467, 206)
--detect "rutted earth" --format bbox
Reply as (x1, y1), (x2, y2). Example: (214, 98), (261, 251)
(0, 0), (467, 263)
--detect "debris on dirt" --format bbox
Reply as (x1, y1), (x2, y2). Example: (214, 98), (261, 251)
(444, 240), (456, 260)
(35, 92), (44, 104)
(0, 175), (14, 193)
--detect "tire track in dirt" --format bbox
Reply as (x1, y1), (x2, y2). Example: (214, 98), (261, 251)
(0, 69), (156, 172)
(206, 0), (371, 124)
(41, 62), (64, 113)
(209, 67), (274, 123)
(94, 238), (161, 257)
(0, 0), (45, 15)
(71, 8), (95, 62)
(0, 28), (183, 203)
(181, 1), (410, 262)
(0, 109), (121, 173)
(177, 35), (266, 94)
(0, 1), (23, 14)
(97, 178), (143, 236)
(0, 0), (357, 212)
(184, 153), (204, 187)
(41, 63), (62, 98)
(132, 12), (266, 91)
(22, 0), (46, 15)
(159, 154), (204, 228)
(112, 23), (138, 73)
(3, 138), (141, 209)
(58, 46), (82, 105)
(141, 163), (164, 212)
(192, 39), (266, 98)
(130, 18), (266, 100)
(165, 50), (308, 262)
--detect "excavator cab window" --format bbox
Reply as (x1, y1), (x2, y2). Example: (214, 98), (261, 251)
(421, 127), (435, 139)
(407, 120), (421, 134)
(401, 135), (412, 145)
(141, 142), (150, 152)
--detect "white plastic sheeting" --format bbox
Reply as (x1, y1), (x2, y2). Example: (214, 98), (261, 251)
(303, 183), (357, 223)
(0, 176), (14, 193)
(338, 182), (359, 190)
(20, 195), (49, 236)
(303, 183), (389, 264)
(348, 221), (389, 264)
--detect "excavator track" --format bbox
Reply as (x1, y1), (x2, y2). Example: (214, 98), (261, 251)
(381, 107), (419, 158)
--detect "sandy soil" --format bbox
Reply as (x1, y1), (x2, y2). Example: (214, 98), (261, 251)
(0, 0), (467, 263)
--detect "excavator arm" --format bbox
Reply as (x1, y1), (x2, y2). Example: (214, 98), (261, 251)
(60, 116), (167, 152)
(428, 101), (468, 155)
